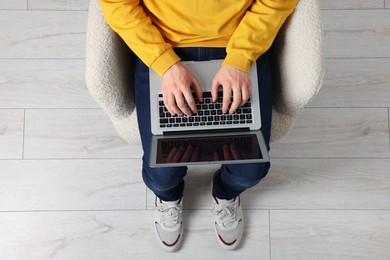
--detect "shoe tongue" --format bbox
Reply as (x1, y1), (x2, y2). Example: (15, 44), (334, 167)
(162, 199), (180, 206)
(216, 197), (234, 206)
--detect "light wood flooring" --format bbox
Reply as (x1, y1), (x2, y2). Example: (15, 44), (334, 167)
(0, 1), (390, 259)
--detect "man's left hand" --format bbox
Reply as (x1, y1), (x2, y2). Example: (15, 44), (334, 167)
(211, 65), (252, 114)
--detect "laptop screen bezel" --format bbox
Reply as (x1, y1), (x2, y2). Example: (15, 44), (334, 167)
(149, 130), (269, 167)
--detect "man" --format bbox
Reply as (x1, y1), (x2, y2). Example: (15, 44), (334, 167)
(100, 0), (297, 252)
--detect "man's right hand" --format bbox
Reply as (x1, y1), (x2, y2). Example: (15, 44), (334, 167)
(161, 62), (203, 116)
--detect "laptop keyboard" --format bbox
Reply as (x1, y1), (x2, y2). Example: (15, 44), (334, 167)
(158, 91), (253, 129)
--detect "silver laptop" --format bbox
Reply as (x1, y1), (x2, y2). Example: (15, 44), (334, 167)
(149, 60), (269, 167)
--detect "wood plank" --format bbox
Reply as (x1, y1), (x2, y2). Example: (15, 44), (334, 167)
(0, 109), (24, 159)
(0, 0), (26, 9)
(0, 159), (145, 211)
(308, 58), (390, 107)
(24, 109), (142, 159)
(0, 10), (87, 59)
(0, 59), (98, 109)
(28, 0), (89, 10)
(148, 158), (390, 210)
(271, 108), (390, 158)
(319, 0), (384, 9)
(270, 210), (390, 260)
(245, 158), (390, 210)
(322, 10), (390, 58)
(0, 210), (269, 259)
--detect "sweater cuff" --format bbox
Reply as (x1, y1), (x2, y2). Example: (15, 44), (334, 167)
(222, 52), (253, 73)
(150, 48), (181, 76)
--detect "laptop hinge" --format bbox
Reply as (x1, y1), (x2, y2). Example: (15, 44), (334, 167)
(162, 127), (250, 136)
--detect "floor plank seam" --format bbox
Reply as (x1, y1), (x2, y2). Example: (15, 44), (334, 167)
(268, 210), (272, 260)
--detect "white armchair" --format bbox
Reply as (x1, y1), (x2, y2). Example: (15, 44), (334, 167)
(85, 0), (324, 145)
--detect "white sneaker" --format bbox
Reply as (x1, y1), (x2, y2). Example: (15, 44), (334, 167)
(211, 176), (244, 250)
(153, 197), (183, 252)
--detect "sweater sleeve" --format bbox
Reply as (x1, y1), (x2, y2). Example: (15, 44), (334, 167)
(99, 0), (180, 76)
(223, 0), (298, 72)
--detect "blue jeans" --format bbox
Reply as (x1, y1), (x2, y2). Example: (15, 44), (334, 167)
(134, 47), (272, 201)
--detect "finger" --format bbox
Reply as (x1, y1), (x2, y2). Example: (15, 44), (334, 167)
(182, 90), (197, 114)
(167, 147), (178, 163)
(172, 146), (186, 163)
(211, 78), (221, 103)
(191, 77), (203, 104)
(222, 87), (231, 114)
(229, 87), (242, 114)
(190, 147), (200, 162)
(230, 144), (241, 160)
(174, 92), (192, 116)
(164, 93), (181, 116)
(213, 151), (220, 161)
(180, 145), (193, 162)
(240, 84), (251, 107)
(223, 144), (232, 160)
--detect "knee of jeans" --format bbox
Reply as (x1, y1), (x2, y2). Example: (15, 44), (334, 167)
(222, 162), (270, 189)
(142, 167), (186, 193)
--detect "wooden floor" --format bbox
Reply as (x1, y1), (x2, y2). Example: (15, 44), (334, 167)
(1, 1), (390, 259)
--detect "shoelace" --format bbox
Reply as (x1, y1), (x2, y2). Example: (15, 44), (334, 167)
(157, 204), (182, 228)
(211, 200), (238, 228)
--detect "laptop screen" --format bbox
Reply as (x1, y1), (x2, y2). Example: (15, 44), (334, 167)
(154, 133), (263, 165)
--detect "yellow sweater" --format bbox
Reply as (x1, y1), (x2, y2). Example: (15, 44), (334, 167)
(100, 0), (298, 76)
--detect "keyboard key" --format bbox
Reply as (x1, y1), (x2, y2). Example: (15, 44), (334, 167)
(203, 92), (212, 98)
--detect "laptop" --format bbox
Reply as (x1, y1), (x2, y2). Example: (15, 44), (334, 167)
(149, 59), (269, 167)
